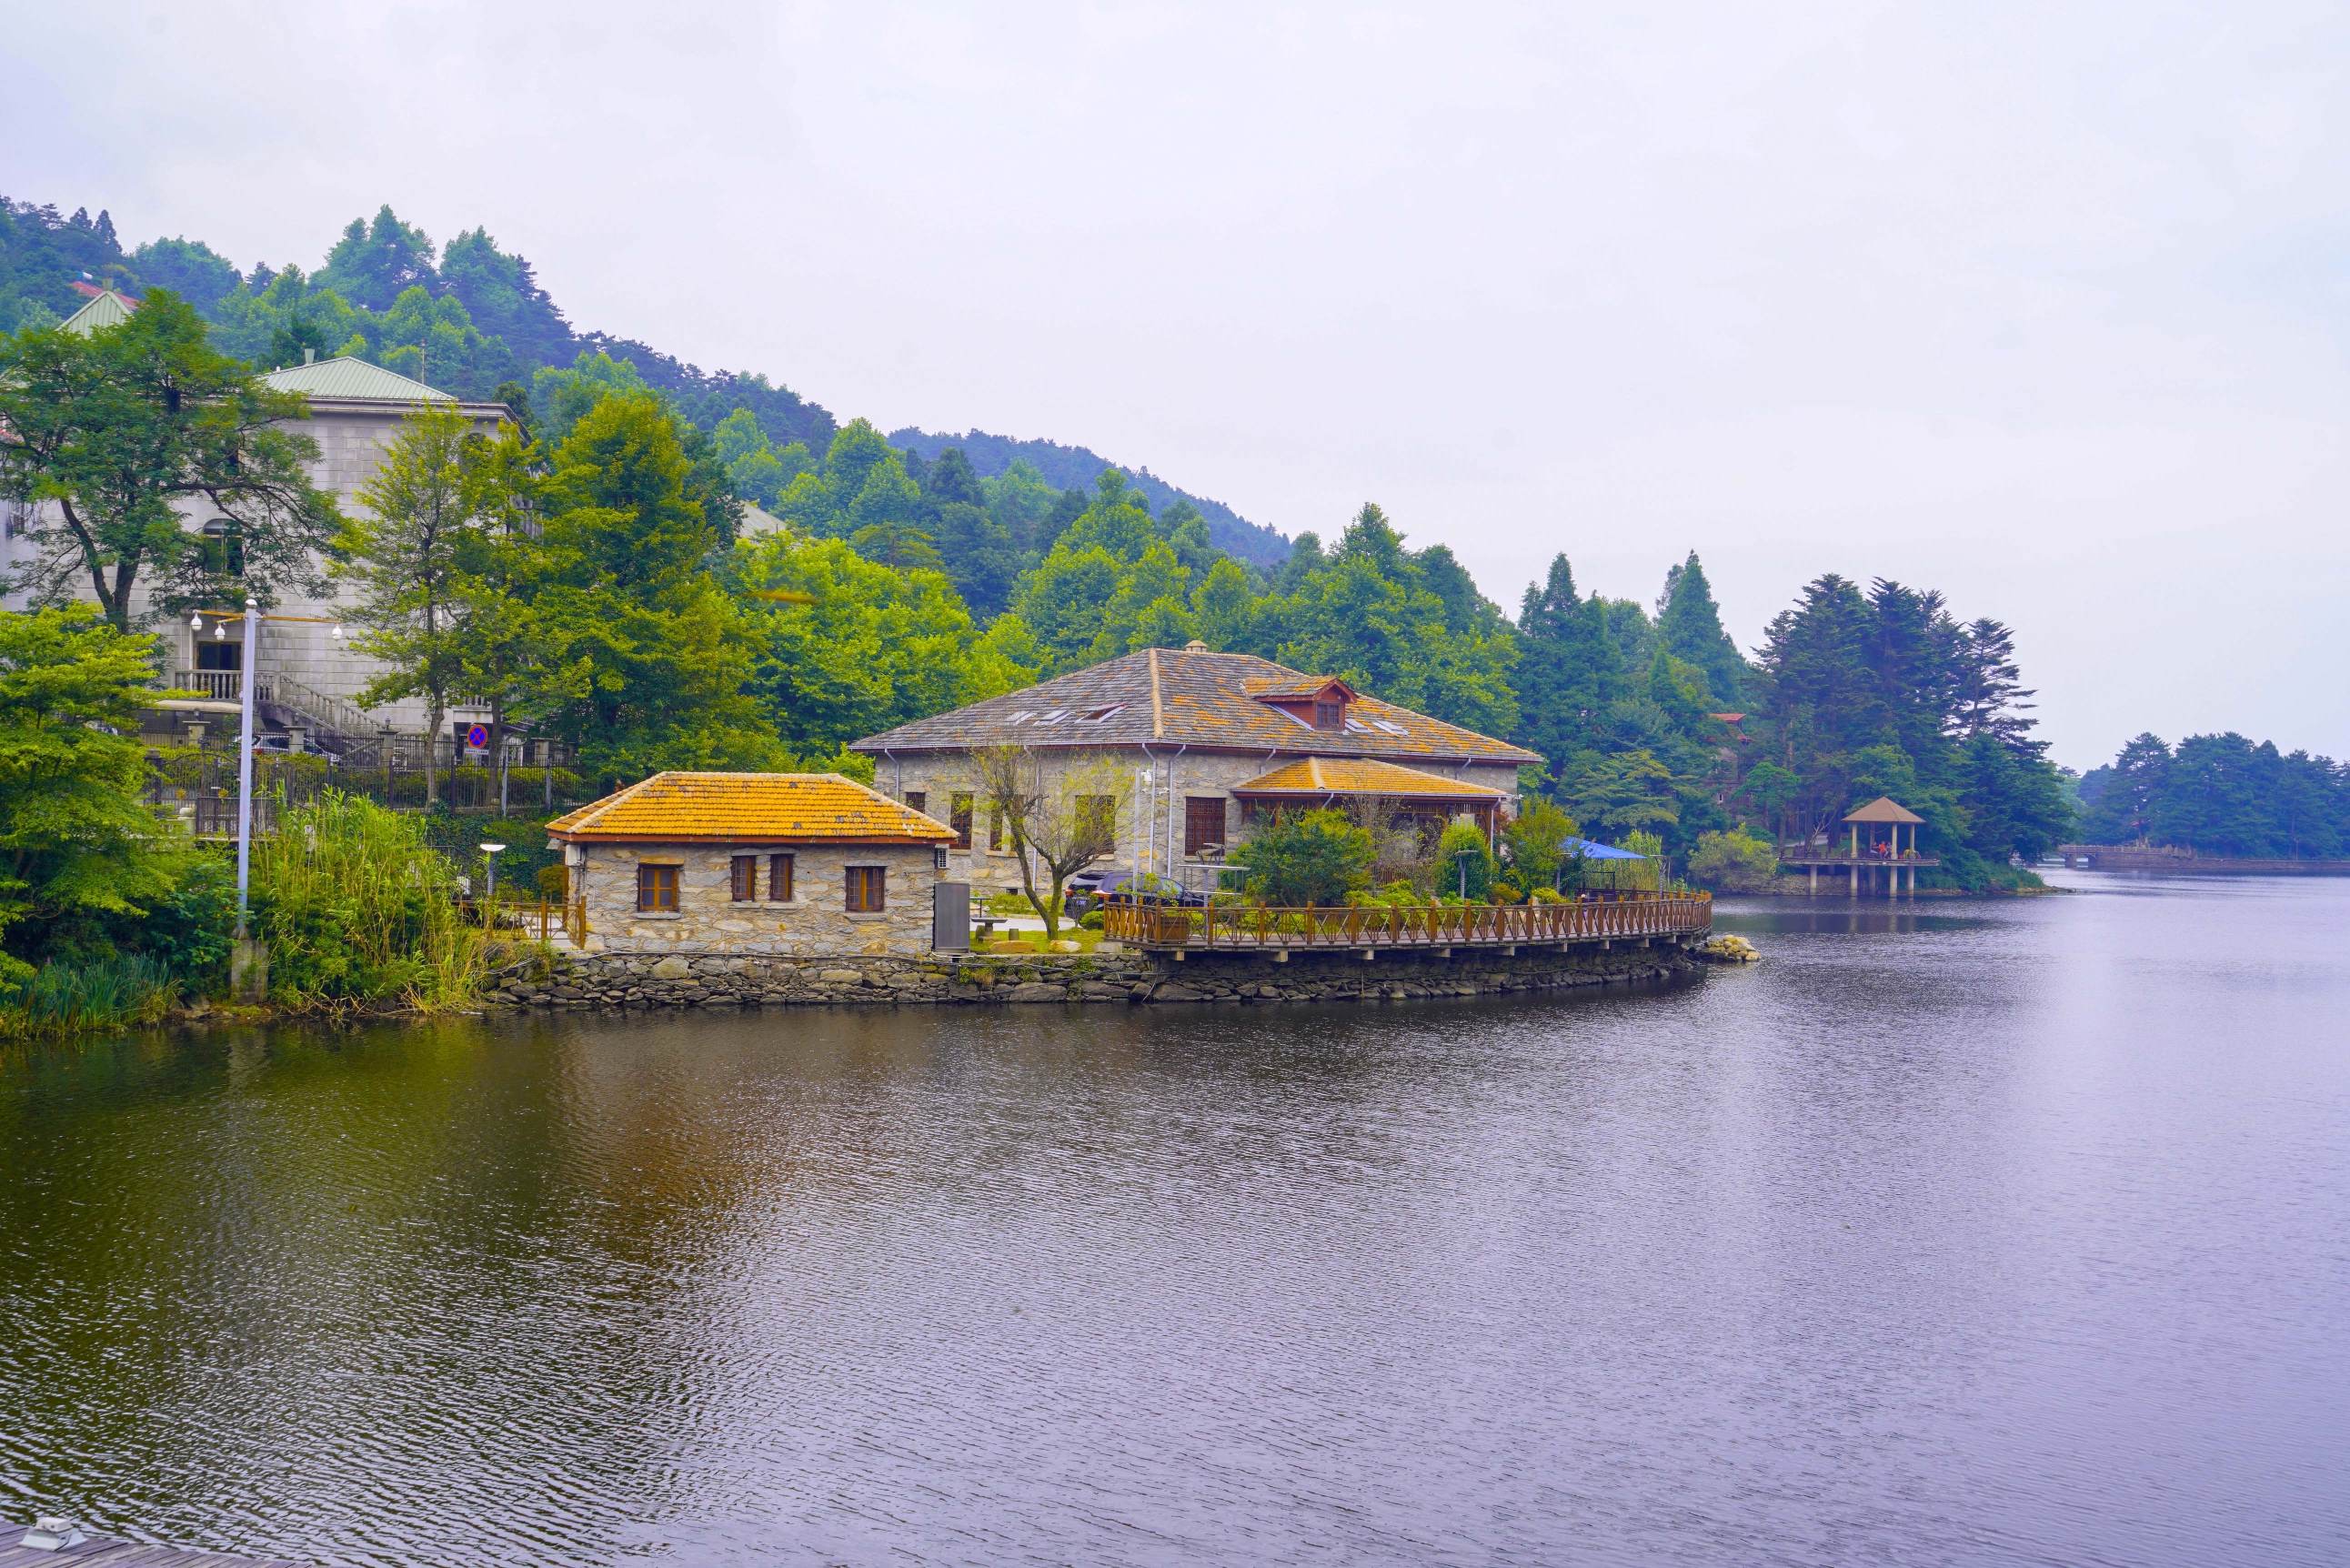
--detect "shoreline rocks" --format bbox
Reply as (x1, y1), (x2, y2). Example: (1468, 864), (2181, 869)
(482, 942), (1705, 1013)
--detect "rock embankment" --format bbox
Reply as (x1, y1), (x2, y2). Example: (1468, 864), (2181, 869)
(482, 943), (1702, 1011)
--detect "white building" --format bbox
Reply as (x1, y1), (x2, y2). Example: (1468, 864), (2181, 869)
(1, 287), (518, 753)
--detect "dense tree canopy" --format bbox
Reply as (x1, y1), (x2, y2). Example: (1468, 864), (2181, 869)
(2078, 733), (2348, 858)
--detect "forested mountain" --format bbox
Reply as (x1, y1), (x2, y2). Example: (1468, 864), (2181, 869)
(889, 427), (1287, 566)
(0, 198), (1261, 548)
(4, 193), (2085, 888)
(2076, 734), (2349, 858)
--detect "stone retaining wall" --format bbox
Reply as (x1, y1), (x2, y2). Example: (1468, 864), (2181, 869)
(484, 941), (1701, 1011)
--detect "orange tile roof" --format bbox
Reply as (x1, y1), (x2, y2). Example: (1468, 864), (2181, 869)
(547, 772), (955, 844)
(1233, 756), (1504, 798)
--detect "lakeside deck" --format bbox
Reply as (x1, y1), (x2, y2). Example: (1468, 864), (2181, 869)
(1103, 892), (1712, 955)
(1773, 849), (1940, 898)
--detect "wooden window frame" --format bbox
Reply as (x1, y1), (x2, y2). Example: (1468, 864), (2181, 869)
(1184, 796), (1229, 857)
(845, 865), (886, 913)
(636, 863), (679, 912)
(730, 855), (757, 901)
(949, 792), (973, 850)
(987, 807), (1004, 852)
(768, 852), (795, 902)
(903, 790), (926, 817)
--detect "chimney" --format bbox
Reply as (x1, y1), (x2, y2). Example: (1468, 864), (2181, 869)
(304, 347), (316, 365)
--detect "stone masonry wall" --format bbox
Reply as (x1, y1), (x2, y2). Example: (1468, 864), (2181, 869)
(878, 747), (1523, 898)
(574, 841), (939, 958)
(486, 939), (1701, 1012)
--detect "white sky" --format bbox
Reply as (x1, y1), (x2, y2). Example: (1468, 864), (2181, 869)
(7, 1), (2347, 769)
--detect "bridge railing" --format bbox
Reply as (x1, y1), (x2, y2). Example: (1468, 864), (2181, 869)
(1103, 892), (1712, 950)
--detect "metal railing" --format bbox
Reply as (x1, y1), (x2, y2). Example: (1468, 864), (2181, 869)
(156, 796), (278, 839)
(1103, 891), (1712, 950)
(261, 671), (380, 743)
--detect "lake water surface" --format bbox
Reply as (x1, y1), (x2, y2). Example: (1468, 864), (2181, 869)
(2, 871), (2345, 1566)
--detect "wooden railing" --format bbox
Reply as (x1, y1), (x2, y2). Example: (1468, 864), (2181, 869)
(1103, 892), (1712, 950)
(459, 897), (588, 946)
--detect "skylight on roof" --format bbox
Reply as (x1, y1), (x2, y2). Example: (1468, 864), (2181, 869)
(1080, 704), (1127, 722)
(1373, 719), (1406, 735)
(1038, 709), (1070, 725)
(1007, 711), (1033, 724)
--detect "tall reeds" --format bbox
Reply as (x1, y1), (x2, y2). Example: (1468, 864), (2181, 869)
(0, 955), (178, 1039)
(251, 789), (494, 1012)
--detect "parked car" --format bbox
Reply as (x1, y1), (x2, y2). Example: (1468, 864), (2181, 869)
(1068, 870), (1206, 919)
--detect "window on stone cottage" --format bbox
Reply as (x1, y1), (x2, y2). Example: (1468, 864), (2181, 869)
(730, 855), (757, 901)
(1314, 699), (1342, 729)
(988, 807), (1004, 852)
(949, 793), (973, 849)
(768, 853), (795, 901)
(846, 866), (886, 912)
(1185, 797), (1229, 857)
(637, 863), (679, 912)
(904, 790), (927, 816)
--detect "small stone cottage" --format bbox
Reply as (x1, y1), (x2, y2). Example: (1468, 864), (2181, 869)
(547, 772), (956, 958)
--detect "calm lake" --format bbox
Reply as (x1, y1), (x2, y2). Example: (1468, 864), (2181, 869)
(2, 871), (2345, 1566)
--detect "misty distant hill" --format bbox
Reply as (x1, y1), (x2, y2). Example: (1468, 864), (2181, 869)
(889, 427), (1289, 568)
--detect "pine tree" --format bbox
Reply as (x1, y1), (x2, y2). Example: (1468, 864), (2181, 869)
(1511, 554), (1623, 787)
(1653, 550), (1747, 707)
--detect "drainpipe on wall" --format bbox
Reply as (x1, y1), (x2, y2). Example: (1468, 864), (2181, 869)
(1164, 743), (1188, 889)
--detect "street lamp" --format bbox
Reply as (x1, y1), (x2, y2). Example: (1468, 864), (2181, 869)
(479, 842), (507, 909)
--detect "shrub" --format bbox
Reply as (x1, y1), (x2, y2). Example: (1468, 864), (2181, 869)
(1687, 828), (1779, 893)
(1434, 821), (1496, 901)
(1230, 808), (1374, 906)
(135, 855), (239, 994)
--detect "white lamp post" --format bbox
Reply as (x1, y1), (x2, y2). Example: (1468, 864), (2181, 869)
(480, 842), (507, 909)
(236, 598), (258, 934)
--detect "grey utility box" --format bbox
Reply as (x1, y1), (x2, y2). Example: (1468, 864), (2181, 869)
(932, 880), (970, 951)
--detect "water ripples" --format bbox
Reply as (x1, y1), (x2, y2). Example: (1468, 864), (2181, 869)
(2, 874), (2346, 1564)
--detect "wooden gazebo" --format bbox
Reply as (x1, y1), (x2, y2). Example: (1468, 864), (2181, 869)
(1774, 796), (1936, 898)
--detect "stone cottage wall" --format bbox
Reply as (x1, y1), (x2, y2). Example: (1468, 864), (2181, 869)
(876, 748), (1522, 898)
(572, 840), (940, 957)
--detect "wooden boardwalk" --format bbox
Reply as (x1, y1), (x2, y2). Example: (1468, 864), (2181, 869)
(1104, 892), (1712, 953)
(0, 1522), (308, 1566)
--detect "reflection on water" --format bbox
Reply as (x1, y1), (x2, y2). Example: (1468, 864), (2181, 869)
(2, 871), (2345, 1567)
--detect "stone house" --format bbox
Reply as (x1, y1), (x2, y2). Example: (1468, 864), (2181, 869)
(547, 771), (956, 958)
(850, 643), (1540, 897)
(0, 288), (518, 751)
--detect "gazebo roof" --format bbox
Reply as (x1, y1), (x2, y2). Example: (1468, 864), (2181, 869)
(1843, 796), (1924, 825)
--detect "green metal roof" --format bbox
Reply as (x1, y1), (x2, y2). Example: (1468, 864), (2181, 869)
(60, 289), (138, 336)
(259, 356), (454, 404)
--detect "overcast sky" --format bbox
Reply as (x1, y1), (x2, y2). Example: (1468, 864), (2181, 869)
(7, 2), (2346, 769)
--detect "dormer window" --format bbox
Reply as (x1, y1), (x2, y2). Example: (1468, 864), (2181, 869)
(1250, 676), (1360, 733)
